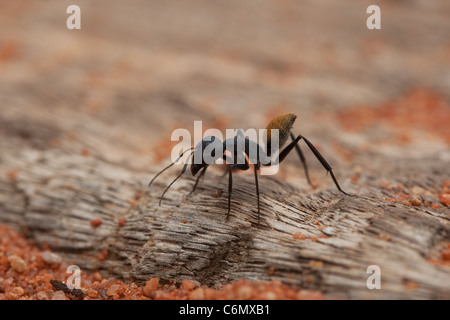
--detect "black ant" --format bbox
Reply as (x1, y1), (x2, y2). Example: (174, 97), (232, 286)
(149, 113), (349, 223)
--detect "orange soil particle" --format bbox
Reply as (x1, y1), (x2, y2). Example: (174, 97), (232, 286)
(143, 277), (159, 297)
(338, 89), (450, 145)
(381, 181), (391, 188)
(6, 170), (18, 182)
(66, 132), (78, 142)
(293, 232), (306, 240)
(441, 249), (450, 261)
(308, 261), (324, 269)
(385, 197), (410, 206)
(409, 194), (422, 207)
(266, 267), (275, 276)
(431, 202), (440, 209)
(377, 234), (390, 242)
(404, 280), (419, 290)
(80, 148), (90, 157)
(90, 218), (102, 228)
(427, 258), (450, 268)
(0, 224), (326, 300)
(293, 232), (327, 242)
(129, 193), (142, 206)
(97, 249), (109, 262)
(180, 279), (196, 291)
(0, 40), (20, 64)
(118, 218), (126, 227)
(350, 174), (359, 183)
(440, 194), (450, 206)
(427, 245), (450, 267)
(381, 183), (442, 208)
(440, 180), (450, 206)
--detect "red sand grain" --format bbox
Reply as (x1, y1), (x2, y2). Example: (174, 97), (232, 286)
(90, 218), (102, 228)
(440, 180), (450, 206)
(442, 249), (450, 261)
(293, 232), (306, 240)
(118, 218), (126, 227)
(80, 148), (90, 157)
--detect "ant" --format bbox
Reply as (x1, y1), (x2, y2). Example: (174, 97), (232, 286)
(149, 113), (349, 223)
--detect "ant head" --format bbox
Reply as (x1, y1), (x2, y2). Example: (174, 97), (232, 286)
(191, 136), (221, 176)
(265, 113), (297, 155)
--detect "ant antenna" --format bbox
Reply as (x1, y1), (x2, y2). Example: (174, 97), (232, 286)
(159, 150), (195, 205)
(148, 147), (194, 187)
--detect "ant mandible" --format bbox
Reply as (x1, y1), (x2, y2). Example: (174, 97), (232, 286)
(149, 113), (349, 223)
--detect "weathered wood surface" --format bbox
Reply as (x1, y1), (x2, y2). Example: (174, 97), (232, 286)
(1, 0), (450, 299)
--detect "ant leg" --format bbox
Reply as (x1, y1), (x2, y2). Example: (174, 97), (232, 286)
(159, 151), (194, 205)
(254, 164), (280, 221)
(254, 164), (280, 222)
(226, 157), (249, 221)
(300, 136), (349, 196)
(274, 134), (303, 164)
(227, 166), (233, 221)
(188, 166), (207, 195)
(289, 132), (314, 187)
(253, 164), (261, 224)
(273, 134), (348, 195)
(221, 154), (235, 178)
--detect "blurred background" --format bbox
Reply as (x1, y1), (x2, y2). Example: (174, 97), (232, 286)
(0, 0), (449, 182)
